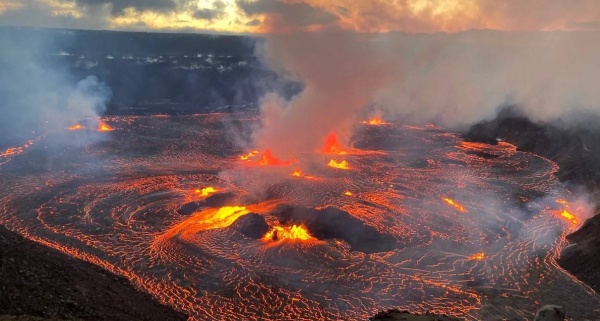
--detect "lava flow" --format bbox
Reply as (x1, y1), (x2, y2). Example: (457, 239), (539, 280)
(196, 206), (249, 230)
(443, 197), (467, 213)
(1, 113), (599, 321)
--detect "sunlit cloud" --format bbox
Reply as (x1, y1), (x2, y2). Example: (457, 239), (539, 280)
(0, 0), (24, 14)
(1, 0), (600, 33)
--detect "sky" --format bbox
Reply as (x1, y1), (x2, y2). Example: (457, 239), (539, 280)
(1, 0), (600, 34)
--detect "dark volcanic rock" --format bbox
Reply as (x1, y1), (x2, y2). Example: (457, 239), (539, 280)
(557, 216), (600, 293)
(178, 201), (201, 215)
(369, 309), (461, 321)
(463, 107), (600, 190)
(270, 204), (398, 253)
(0, 225), (187, 321)
(230, 213), (269, 239)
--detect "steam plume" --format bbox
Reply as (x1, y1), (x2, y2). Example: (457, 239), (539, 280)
(253, 30), (600, 156)
(0, 28), (111, 149)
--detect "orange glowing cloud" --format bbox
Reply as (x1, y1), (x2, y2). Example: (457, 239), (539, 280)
(247, 0), (600, 33)
(7, 0), (600, 34)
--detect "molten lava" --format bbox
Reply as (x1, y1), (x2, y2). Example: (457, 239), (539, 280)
(362, 117), (389, 125)
(343, 191), (354, 196)
(256, 149), (293, 166)
(195, 187), (217, 197)
(321, 132), (348, 155)
(240, 150), (260, 161)
(197, 206), (250, 230)
(262, 224), (314, 242)
(291, 170), (302, 177)
(68, 124), (84, 131)
(97, 122), (113, 132)
(443, 197), (467, 213)
(469, 252), (485, 260)
(328, 159), (350, 170)
(560, 210), (578, 225)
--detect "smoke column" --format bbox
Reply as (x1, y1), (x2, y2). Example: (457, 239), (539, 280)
(253, 30), (600, 156)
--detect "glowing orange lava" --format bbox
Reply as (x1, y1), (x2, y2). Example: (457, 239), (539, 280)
(291, 170), (302, 177)
(560, 210), (578, 225)
(443, 197), (467, 213)
(262, 224), (314, 242)
(240, 150), (260, 161)
(258, 149), (292, 166)
(195, 187), (217, 197)
(68, 124), (84, 131)
(197, 206), (250, 230)
(328, 159), (350, 170)
(97, 122), (113, 132)
(362, 117), (389, 125)
(321, 132), (348, 155)
(343, 191), (354, 196)
(469, 252), (485, 260)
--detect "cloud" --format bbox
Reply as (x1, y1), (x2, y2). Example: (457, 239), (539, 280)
(193, 0), (226, 21)
(2, 0), (600, 34)
(75, 0), (177, 16)
(0, 0), (107, 30)
(569, 20), (600, 30)
(238, 0), (338, 32)
(252, 30), (600, 158)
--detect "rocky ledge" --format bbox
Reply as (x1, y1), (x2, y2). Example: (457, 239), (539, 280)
(0, 225), (187, 321)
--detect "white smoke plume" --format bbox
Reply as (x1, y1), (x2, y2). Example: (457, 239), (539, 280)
(253, 30), (600, 157)
(0, 29), (111, 149)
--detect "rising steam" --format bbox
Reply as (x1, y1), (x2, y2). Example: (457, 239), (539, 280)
(0, 29), (111, 149)
(253, 30), (600, 157)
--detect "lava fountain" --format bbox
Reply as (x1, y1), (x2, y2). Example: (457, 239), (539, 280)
(321, 131), (348, 155)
